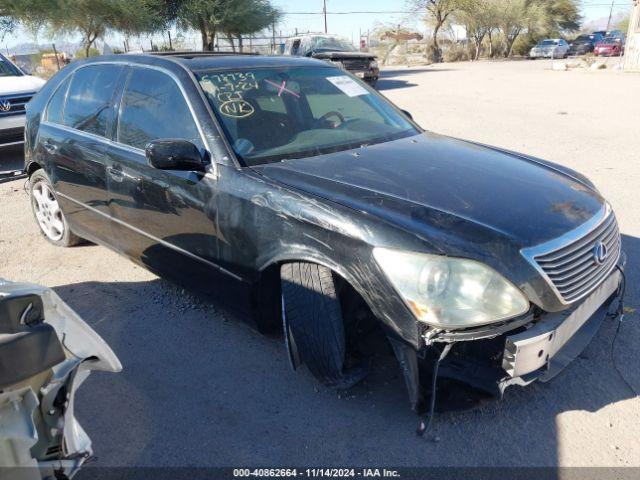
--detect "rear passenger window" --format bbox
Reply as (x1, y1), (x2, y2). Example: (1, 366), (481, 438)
(117, 68), (202, 151)
(64, 65), (123, 137)
(46, 76), (71, 124)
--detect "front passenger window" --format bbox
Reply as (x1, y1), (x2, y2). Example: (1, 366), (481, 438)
(117, 68), (202, 151)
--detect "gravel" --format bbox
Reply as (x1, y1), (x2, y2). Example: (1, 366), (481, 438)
(0, 59), (638, 468)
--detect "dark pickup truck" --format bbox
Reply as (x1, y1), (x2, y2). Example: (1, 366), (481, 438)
(284, 34), (379, 87)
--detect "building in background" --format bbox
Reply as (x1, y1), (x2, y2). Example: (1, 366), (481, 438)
(624, 0), (640, 71)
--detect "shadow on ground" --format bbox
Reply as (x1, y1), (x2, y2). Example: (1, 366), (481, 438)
(377, 68), (451, 91)
(61, 235), (638, 468)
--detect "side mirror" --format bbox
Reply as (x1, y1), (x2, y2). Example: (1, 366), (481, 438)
(145, 139), (205, 172)
(401, 109), (413, 120)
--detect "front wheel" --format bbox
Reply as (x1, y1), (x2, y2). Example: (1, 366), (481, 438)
(281, 262), (368, 388)
(29, 169), (83, 247)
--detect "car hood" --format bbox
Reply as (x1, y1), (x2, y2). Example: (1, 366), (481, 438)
(0, 75), (46, 95)
(252, 133), (604, 251)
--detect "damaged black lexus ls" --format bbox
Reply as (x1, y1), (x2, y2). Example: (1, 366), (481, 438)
(24, 53), (625, 422)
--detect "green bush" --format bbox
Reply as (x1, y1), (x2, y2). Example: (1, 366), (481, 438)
(443, 43), (471, 62)
(75, 48), (101, 58)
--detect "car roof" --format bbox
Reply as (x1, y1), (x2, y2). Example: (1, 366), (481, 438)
(81, 52), (330, 73)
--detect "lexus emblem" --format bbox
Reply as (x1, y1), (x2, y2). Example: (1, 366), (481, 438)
(0, 100), (10, 112)
(593, 242), (608, 265)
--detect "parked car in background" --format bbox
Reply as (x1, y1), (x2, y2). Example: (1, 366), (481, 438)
(567, 33), (604, 56)
(529, 39), (569, 58)
(0, 53), (46, 149)
(284, 33), (379, 87)
(23, 53), (625, 419)
(0, 279), (121, 479)
(595, 35), (625, 57)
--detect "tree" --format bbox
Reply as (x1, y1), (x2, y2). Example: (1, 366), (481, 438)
(539, 0), (581, 35)
(455, 0), (497, 60)
(493, 0), (544, 58)
(221, 0), (280, 52)
(411, 0), (466, 62)
(1, 0), (164, 57)
(178, 0), (279, 52)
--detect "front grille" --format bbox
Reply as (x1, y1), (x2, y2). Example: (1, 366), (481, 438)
(0, 92), (34, 118)
(533, 211), (621, 303)
(0, 126), (24, 145)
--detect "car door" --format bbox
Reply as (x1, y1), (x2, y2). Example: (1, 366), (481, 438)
(106, 66), (229, 295)
(40, 64), (125, 243)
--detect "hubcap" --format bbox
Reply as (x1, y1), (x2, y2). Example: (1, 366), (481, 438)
(32, 181), (64, 241)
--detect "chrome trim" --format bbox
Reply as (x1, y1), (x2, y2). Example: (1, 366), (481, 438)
(521, 203), (621, 306)
(56, 191), (243, 282)
(0, 140), (24, 148)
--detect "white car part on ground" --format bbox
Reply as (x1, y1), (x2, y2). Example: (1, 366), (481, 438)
(0, 280), (121, 480)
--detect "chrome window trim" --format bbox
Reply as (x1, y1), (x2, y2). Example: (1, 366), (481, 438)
(56, 191), (244, 283)
(521, 203), (620, 306)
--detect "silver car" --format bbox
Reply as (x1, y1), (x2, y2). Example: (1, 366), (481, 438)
(529, 39), (569, 59)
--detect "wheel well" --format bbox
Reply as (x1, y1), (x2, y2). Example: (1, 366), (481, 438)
(26, 162), (42, 177)
(257, 261), (391, 358)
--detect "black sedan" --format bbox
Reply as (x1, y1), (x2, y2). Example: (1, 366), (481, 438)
(568, 33), (604, 56)
(24, 53), (624, 423)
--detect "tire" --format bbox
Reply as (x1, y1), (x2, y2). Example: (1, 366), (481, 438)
(29, 169), (83, 247)
(281, 262), (367, 388)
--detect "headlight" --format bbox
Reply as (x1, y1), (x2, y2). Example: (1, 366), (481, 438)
(373, 248), (529, 329)
(370, 60), (378, 69)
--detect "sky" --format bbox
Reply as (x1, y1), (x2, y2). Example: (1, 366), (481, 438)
(2, 0), (636, 52)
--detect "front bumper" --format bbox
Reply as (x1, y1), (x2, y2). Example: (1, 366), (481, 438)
(0, 113), (26, 148)
(395, 255), (625, 411)
(503, 266), (620, 380)
(349, 69), (379, 84)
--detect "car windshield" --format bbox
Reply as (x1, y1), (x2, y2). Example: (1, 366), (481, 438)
(309, 37), (357, 53)
(601, 37), (619, 43)
(575, 35), (595, 42)
(196, 67), (419, 166)
(0, 57), (22, 77)
(539, 40), (557, 46)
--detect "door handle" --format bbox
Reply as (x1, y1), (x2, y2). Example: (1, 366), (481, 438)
(43, 140), (57, 155)
(107, 166), (124, 182)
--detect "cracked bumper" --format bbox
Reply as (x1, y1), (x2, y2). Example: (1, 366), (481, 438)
(503, 266), (622, 380)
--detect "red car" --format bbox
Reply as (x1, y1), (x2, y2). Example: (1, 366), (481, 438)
(594, 36), (625, 56)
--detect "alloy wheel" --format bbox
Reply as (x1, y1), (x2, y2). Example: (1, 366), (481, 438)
(31, 181), (65, 242)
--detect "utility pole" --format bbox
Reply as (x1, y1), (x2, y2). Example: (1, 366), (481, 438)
(168, 31), (173, 50)
(272, 20), (276, 53)
(606, 0), (615, 32)
(323, 0), (328, 33)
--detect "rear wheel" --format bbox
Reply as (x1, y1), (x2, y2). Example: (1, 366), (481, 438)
(281, 262), (368, 388)
(29, 169), (82, 247)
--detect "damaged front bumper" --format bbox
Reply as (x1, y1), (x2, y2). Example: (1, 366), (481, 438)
(394, 256), (625, 412)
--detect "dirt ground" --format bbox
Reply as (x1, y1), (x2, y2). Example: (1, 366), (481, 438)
(0, 59), (638, 469)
